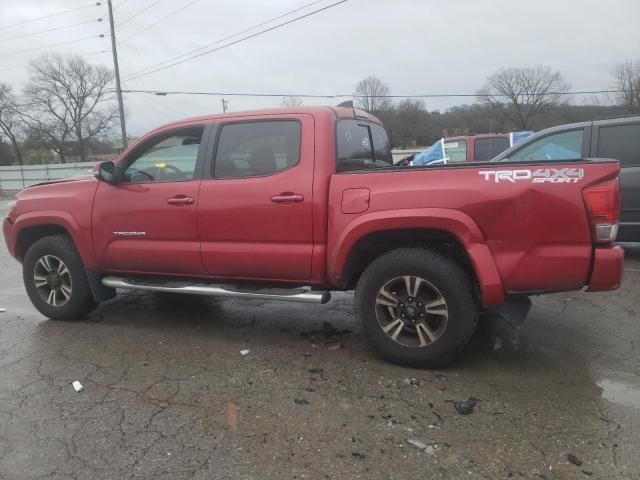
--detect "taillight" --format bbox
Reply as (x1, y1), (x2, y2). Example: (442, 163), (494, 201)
(582, 178), (620, 243)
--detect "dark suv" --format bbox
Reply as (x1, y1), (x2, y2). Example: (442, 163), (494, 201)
(493, 116), (640, 242)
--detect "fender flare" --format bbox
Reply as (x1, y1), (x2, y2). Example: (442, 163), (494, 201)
(11, 210), (97, 269)
(328, 208), (504, 306)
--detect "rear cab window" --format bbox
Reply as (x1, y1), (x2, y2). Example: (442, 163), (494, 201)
(474, 137), (510, 161)
(336, 120), (393, 172)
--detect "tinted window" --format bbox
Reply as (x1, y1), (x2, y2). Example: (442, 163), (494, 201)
(214, 121), (300, 178)
(337, 120), (374, 162)
(509, 130), (583, 162)
(596, 123), (640, 167)
(371, 123), (393, 163)
(444, 140), (467, 163)
(336, 120), (393, 171)
(122, 128), (202, 183)
(474, 137), (510, 161)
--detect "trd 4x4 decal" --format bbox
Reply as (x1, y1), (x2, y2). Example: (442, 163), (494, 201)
(479, 168), (584, 184)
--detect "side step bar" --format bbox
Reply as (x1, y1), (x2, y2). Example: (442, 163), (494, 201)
(101, 276), (331, 304)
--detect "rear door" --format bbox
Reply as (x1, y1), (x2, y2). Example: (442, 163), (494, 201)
(592, 120), (640, 241)
(197, 115), (314, 281)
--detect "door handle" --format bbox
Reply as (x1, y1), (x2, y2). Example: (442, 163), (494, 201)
(271, 193), (304, 204)
(166, 196), (195, 205)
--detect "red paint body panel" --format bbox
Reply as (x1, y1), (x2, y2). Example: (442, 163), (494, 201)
(586, 246), (624, 291)
(92, 180), (204, 275)
(197, 113), (314, 281)
(2, 107), (624, 308)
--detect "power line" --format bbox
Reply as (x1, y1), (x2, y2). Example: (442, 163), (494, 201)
(0, 18), (104, 42)
(117, 0), (164, 27)
(114, 0), (133, 8)
(122, 0), (346, 81)
(120, 0), (198, 43)
(121, 88), (625, 99)
(0, 2), (102, 31)
(122, 0), (328, 78)
(0, 34), (108, 57)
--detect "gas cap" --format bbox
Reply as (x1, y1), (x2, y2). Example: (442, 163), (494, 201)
(341, 188), (370, 214)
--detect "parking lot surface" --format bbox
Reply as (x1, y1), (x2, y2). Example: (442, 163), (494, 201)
(0, 201), (639, 479)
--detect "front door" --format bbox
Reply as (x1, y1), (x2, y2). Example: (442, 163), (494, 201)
(92, 125), (207, 275)
(197, 115), (314, 282)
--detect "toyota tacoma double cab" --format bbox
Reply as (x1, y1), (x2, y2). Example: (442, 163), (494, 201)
(2, 106), (624, 367)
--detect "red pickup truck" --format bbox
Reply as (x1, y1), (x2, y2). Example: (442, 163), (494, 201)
(2, 106), (624, 367)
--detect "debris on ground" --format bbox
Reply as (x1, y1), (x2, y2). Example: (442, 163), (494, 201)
(351, 452), (366, 459)
(448, 397), (479, 415)
(301, 321), (351, 340)
(406, 439), (426, 449)
(581, 470), (593, 476)
(240, 349), (250, 356)
(71, 381), (84, 393)
(566, 453), (583, 466)
(403, 377), (421, 387)
(302, 352), (312, 357)
(308, 368), (323, 374)
(294, 398), (309, 405)
(226, 402), (239, 430)
(326, 342), (342, 350)
(0, 308), (6, 313)
(406, 439), (437, 455)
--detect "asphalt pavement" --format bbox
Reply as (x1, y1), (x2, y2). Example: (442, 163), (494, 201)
(0, 199), (639, 479)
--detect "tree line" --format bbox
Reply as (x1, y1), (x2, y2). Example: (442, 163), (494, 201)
(354, 61), (639, 149)
(1, 55), (639, 165)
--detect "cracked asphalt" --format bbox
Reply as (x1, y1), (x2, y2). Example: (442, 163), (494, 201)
(1, 200), (639, 479)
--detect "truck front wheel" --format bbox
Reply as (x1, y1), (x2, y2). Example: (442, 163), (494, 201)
(354, 248), (478, 368)
(23, 235), (97, 321)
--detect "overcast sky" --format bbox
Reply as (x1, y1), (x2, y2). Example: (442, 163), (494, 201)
(1, 0), (639, 136)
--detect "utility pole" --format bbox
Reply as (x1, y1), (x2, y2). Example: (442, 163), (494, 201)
(221, 98), (228, 113)
(107, 0), (128, 150)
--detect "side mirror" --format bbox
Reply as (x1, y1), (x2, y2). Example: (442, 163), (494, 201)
(94, 161), (118, 183)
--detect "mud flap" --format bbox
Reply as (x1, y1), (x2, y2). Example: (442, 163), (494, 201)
(481, 297), (532, 349)
(85, 268), (116, 303)
(489, 297), (532, 328)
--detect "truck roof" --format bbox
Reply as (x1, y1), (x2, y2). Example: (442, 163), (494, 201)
(141, 106), (382, 137)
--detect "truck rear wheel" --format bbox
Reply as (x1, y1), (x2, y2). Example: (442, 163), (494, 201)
(354, 248), (478, 368)
(23, 235), (96, 321)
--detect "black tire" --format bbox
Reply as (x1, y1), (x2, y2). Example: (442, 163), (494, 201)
(23, 235), (97, 321)
(354, 247), (478, 368)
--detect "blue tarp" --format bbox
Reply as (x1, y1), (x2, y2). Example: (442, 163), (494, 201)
(510, 131), (534, 146)
(412, 138), (446, 166)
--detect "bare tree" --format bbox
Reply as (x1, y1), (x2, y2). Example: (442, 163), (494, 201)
(23, 53), (117, 162)
(613, 60), (640, 114)
(394, 99), (428, 149)
(280, 96), (303, 108)
(0, 83), (23, 165)
(354, 76), (392, 113)
(477, 66), (570, 129)
(21, 107), (71, 163)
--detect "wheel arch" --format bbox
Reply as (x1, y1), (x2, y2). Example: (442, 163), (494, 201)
(12, 211), (95, 268)
(329, 208), (505, 306)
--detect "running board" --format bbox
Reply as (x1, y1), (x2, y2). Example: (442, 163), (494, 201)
(101, 276), (331, 304)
